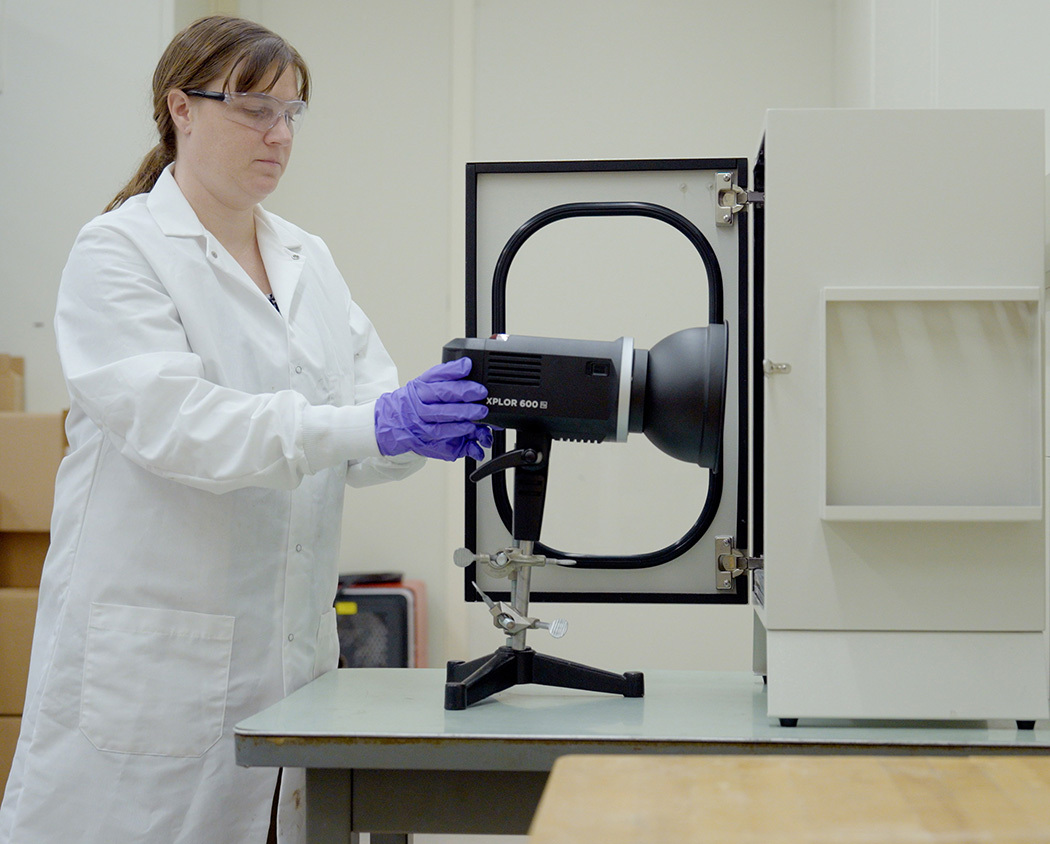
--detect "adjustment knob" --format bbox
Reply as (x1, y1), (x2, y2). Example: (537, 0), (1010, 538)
(453, 547), (477, 568)
(536, 618), (568, 639)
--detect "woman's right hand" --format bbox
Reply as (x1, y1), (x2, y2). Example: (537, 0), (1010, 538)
(374, 357), (492, 461)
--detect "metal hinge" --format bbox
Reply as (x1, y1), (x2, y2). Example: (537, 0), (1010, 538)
(716, 172), (764, 227)
(715, 535), (764, 590)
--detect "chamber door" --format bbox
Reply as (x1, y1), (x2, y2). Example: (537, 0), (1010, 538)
(464, 159), (752, 604)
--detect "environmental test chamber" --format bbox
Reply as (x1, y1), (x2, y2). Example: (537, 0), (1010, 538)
(452, 109), (1048, 724)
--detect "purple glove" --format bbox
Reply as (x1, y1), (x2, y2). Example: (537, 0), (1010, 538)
(375, 357), (493, 461)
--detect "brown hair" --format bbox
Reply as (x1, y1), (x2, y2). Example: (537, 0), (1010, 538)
(105, 16), (310, 212)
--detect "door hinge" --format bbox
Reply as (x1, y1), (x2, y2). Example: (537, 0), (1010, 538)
(716, 172), (764, 227)
(716, 535), (764, 590)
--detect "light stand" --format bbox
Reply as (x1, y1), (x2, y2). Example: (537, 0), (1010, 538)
(444, 428), (644, 710)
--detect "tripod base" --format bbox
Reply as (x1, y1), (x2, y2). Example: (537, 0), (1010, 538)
(445, 646), (644, 710)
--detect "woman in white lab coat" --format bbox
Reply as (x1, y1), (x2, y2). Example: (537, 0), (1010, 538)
(0, 16), (490, 844)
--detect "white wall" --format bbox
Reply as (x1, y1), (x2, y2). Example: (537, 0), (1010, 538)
(0, 0), (166, 411)
(836, 0), (1050, 157)
(472, 0), (836, 161)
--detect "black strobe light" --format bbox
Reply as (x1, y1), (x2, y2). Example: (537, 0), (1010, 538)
(442, 324), (728, 469)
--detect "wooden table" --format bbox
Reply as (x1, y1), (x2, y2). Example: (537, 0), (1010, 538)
(529, 754), (1050, 843)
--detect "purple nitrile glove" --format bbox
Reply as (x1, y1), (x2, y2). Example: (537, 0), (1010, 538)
(374, 357), (492, 461)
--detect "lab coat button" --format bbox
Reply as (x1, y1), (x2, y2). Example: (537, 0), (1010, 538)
(287, 633), (295, 642)
(296, 544), (303, 552)
(291, 253), (300, 260)
(210, 250), (218, 259)
(295, 365), (303, 374)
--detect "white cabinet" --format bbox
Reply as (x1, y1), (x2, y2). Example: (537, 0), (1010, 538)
(758, 109), (1048, 722)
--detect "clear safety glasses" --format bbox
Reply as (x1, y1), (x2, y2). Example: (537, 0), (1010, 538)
(184, 89), (308, 135)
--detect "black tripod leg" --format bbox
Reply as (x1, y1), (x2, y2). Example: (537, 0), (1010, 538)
(446, 651), (503, 683)
(444, 647), (519, 710)
(530, 651), (644, 698)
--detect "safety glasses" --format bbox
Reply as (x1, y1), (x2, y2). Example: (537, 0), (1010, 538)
(184, 89), (307, 135)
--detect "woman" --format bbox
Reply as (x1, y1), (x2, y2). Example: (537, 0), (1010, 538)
(0, 16), (490, 844)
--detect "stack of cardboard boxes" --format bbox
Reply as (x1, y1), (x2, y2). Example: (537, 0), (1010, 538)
(0, 355), (67, 795)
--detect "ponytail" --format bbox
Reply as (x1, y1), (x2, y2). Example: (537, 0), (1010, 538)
(104, 141), (175, 213)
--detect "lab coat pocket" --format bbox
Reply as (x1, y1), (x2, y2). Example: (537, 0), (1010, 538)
(80, 602), (235, 757)
(312, 607), (340, 679)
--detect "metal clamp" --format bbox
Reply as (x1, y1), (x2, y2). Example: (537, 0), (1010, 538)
(454, 546), (575, 579)
(473, 583), (567, 638)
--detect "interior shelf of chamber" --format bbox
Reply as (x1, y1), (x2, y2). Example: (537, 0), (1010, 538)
(821, 286), (1042, 522)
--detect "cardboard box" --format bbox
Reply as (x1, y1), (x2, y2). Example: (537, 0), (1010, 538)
(0, 533), (48, 588)
(0, 413), (67, 532)
(0, 716), (20, 796)
(0, 588), (36, 715)
(0, 357), (24, 413)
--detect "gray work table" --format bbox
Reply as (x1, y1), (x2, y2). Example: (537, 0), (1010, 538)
(234, 668), (1050, 843)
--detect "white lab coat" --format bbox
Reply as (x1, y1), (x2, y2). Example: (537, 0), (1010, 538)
(0, 165), (423, 843)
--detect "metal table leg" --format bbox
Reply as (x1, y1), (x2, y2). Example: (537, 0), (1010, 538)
(305, 769), (358, 843)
